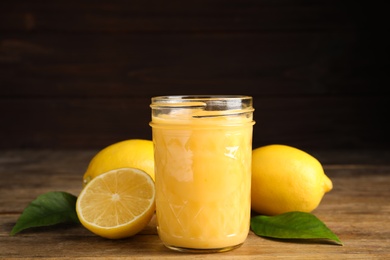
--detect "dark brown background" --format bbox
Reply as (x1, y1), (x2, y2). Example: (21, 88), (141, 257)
(0, 0), (388, 151)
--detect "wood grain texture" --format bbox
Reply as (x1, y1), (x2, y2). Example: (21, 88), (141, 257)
(1, 96), (388, 149)
(0, 32), (379, 95)
(0, 0), (367, 32)
(1, 150), (389, 259)
(0, 0), (388, 149)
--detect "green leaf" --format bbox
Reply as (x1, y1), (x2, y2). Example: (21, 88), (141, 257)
(250, 211), (343, 245)
(10, 191), (80, 235)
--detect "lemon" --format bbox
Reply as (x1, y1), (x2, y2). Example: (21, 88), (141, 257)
(251, 144), (333, 215)
(83, 139), (154, 186)
(76, 167), (156, 239)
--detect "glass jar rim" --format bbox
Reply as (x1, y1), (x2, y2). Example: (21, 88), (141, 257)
(150, 95), (253, 111)
(151, 95), (252, 102)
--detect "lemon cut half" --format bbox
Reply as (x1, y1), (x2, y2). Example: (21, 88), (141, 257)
(76, 167), (155, 239)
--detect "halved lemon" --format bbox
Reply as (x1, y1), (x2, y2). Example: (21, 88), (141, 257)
(76, 167), (155, 239)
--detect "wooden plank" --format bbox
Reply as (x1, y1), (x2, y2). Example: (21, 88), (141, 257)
(0, 150), (388, 209)
(1, 229), (389, 259)
(0, 97), (152, 149)
(1, 96), (389, 149)
(0, 32), (382, 97)
(0, 0), (387, 151)
(1, 150), (390, 258)
(0, 150), (91, 213)
(0, 0), (359, 32)
(1, 150), (389, 214)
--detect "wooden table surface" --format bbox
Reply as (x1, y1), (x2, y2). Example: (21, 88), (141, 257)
(1, 149), (390, 259)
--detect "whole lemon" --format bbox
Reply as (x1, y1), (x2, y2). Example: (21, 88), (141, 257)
(251, 144), (333, 215)
(83, 139), (154, 186)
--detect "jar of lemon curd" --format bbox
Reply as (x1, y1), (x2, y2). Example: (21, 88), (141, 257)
(150, 95), (255, 253)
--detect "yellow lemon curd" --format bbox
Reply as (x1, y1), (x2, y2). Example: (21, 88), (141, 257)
(151, 108), (254, 251)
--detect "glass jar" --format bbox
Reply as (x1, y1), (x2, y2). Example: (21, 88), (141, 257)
(150, 95), (255, 253)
